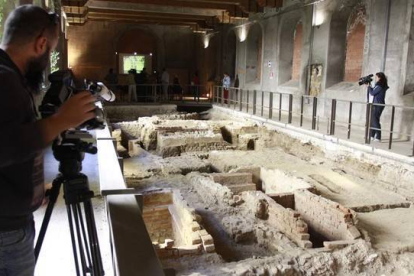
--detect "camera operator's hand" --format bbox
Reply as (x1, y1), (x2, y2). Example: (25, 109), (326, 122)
(55, 91), (96, 129)
(38, 92), (96, 145)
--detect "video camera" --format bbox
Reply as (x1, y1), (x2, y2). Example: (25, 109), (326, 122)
(40, 69), (115, 130)
(358, 74), (373, 86)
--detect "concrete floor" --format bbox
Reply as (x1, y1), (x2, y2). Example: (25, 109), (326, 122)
(33, 147), (113, 276)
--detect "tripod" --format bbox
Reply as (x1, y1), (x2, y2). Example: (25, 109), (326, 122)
(35, 131), (104, 276)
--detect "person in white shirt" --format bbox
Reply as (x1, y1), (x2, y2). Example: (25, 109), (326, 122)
(222, 73), (231, 103)
(161, 68), (169, 101)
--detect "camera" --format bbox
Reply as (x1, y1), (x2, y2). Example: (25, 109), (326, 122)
(40, 69), (115, 130)
(358, 74), (373, 86)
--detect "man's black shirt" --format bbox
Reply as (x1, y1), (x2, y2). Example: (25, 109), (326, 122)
(0, 49), (46, 231)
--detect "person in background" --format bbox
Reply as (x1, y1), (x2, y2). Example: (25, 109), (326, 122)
(161, 68), (169, 101)
(127, 69), (137, 102)
(104, 68), (118, 98)
(365, 72), (389, 142)
(192, 72), (200, 101)
(172, 75), (182, 100)
(222, 72), (231, 104)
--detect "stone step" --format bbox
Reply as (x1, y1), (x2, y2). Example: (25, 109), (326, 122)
(211, 173), (253, 185)
(227, 183), (257, 194)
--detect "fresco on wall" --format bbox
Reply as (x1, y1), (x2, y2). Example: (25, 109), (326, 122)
(309, 64), (323, 96)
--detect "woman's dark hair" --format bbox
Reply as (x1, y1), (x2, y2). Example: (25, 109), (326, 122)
(376, 72), (388, 88)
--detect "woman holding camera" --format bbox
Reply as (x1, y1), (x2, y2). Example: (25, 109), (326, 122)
(365, 72), (389, 142)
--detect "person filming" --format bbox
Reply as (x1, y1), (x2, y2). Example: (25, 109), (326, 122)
(0, 5), (97, 276)
(365, 72), (389, 142)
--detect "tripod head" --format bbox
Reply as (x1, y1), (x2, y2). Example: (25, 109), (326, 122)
(53, 130), (97, 177)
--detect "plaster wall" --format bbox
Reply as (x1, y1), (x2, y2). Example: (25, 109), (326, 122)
(231, 0), (414, 138)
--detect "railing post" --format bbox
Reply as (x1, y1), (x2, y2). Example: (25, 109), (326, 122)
(246, 90), (250, 113)
(330, 99), (337, 135)
(278, 93), (282, 121)
(300, 96), (304, 127)
(269, 93), (273, 119)
(227, 88), (231, 108)
(389, 105), (395, 150)
(365, 103), (372, 144)
(253, 90), (257, 115)
(261, 91), (264, 117)
(221, 87), (224, 106)
(288, 94), (293, 124)
(311, 97), (318, 130)
(348, 102), (353, 139)
(239, 89), (243, 111)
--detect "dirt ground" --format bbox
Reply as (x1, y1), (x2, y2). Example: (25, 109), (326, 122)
(115, 109), (414, 276)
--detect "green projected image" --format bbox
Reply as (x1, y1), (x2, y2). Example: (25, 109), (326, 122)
(123, 55), (145, 73)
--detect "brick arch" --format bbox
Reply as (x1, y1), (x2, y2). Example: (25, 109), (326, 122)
(344, 7), (367, 82)
(278, 11), (303, 85)
(224, 30), (237, 79)
(246, 23), (263, 83)
(292, 22), (303, 81)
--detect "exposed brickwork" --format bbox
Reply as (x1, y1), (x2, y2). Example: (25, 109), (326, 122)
(143, 189), (215, 259)
(142, 191), (174, 243)
(292, 23), (303, 81)
(242, 191), (312, 248)
(211, 172), (257, 194)
(344, 22), (365, 82)
(269, 193), (295, 209)
(143, 206), (174, 243)
(294, 190), (361, 241)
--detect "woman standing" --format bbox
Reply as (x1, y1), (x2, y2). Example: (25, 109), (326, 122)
(365, 72), (389, 142)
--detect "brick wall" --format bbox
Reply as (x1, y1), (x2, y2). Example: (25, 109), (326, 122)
(291, 23), (303, 81)
(187, 173), (234, 205)
(242, 191), (312, 248)
(142, 191), (174, 243)
(344, 22), (365, 82)
(67, 21), (195, 82)
(293, 190), (360, 241)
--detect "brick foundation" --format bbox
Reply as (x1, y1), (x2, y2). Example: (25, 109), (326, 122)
(142, 189), (215, 259)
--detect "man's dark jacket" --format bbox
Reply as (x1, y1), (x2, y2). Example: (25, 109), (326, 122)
(0, 49), (45, 231)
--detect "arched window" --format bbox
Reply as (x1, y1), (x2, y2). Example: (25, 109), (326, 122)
(246, 23), (263, 83)
(278, 12), (302, 85)
(326, 5), (366, 88)
(292, 22), (303, 81)
(344, 7), (366, 82)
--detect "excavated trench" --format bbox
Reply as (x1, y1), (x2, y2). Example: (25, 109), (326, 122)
(108, 105), (414, 275)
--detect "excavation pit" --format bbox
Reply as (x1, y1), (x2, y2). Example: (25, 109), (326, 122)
(141, 189), (216, 259)
(268, 189), (361, 249)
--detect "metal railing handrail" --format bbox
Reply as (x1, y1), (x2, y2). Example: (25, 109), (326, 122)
(213, 86), (414, 156)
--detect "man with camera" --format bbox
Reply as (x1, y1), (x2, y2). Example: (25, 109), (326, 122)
(0, 6), (96, 276)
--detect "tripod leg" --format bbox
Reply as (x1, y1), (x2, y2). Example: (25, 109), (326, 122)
(67, 204), (82, 276)
(72, 203), (89, 275)
(35, 176), (63, 262)
(76, 204), (93, 269)
(84, 200), (104, 275)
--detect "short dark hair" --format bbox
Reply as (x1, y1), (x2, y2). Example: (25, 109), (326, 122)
(2, 5), (59, 46)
